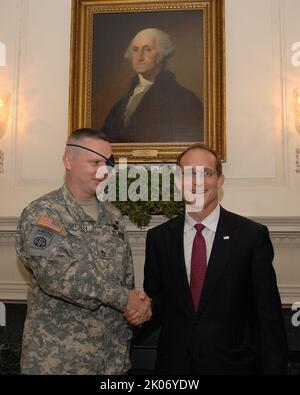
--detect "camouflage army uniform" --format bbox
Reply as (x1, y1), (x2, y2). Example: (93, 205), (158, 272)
(16, 185), (134, 375)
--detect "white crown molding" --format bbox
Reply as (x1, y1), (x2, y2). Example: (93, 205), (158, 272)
(0, 282), (297, 306)
(250, 218), (300, 232)
(0, 217), (19, 231)
(271, 232), (300, 246)
(0, 282), (29, 302)
(279, 285), (300, 306)
(2, 216), (299, 229)
(0, 215), (299, 304)
(0, 232), (16, 246)
(1, 216), (300, 238)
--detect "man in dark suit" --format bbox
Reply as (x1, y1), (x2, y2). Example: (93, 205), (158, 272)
(101, 28), (203, 143)
(142, 143), (288, 375)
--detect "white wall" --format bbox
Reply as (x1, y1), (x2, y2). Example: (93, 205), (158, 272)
(0, 0), (71, 216)
(223, 0), (300, 217)
(0, 0), (299, 302)
(0, 0), (299, 217)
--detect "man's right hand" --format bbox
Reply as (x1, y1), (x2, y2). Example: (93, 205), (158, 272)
(123, 290), (152, 326)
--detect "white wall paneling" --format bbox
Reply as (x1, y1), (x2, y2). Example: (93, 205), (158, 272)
(0, 216), (299, 305)
(0, 1), (299, 303)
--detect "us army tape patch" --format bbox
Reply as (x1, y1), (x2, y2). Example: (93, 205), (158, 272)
(28, 226), (62, 257)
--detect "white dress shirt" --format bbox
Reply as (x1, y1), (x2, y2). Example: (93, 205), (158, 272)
(124, 74), (153, 126)
(132, 74), (153, 97)
(184, 204), (220, 284)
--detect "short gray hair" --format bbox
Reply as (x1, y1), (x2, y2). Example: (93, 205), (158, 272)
(124, 28), (175, 64)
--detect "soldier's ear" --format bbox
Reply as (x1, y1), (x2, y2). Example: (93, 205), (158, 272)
(63, 151), (73, 170)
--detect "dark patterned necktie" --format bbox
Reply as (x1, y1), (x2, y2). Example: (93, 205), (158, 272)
(190, 223), (207, 312)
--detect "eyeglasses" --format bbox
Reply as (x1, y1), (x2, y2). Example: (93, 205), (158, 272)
(181, 168), (218, 178)
(66, 144), (115, 168)
(203, 168), (217, 177)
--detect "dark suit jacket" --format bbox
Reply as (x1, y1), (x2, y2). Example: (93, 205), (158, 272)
(101, 70), (203, 143)
(143, 207), (288, 375)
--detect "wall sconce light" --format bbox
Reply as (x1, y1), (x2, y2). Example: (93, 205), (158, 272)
(0, 42), (6, 66)
(0, 90), (11, 140)
(0, 42), (10, 140)
(294, 88), (300, 136)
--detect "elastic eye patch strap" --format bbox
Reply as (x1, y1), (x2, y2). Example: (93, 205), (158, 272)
(66, 144), (115, 167)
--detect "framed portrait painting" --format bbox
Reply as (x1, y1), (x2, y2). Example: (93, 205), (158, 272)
(69, 0), (226, 162)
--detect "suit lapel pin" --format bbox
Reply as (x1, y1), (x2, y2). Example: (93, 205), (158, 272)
(223, 236), (230, 240)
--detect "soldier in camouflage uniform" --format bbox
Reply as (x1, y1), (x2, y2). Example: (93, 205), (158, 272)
(16, 128), (151, 375)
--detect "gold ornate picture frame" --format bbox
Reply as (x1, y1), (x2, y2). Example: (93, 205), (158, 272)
(69, 0), (225, 162)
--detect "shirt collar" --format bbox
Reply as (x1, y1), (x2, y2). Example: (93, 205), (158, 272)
(138, 74), (154, 87)
(184, 204), (220, 233)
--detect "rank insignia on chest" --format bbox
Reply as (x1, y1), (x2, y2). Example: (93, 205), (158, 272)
(101, 249), (108, 258)
(111, 230), (125, 239)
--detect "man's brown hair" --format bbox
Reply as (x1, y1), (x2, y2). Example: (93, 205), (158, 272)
(177, 143), (222, 176)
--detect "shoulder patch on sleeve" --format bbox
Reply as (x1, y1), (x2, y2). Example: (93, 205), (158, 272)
(28, 226), (62, 257)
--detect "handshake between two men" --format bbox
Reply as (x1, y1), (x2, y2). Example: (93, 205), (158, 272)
(123, 290), (152, 326)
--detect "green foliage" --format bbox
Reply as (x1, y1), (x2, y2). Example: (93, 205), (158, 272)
(111, 166), (184, 228)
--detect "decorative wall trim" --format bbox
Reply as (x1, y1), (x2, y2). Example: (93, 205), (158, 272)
(1, 216), (300, 231)
(271, 232), (300, 246)
(0, 149), (4, 175)
(1, 216), (299, 303)
(0, 282), (29, 301)
(280, 286), (300, 306)
(0, 232), (16, 246)
(250, 217), (300, 231)
(0, 217), (19, 231)
(1, 282), (299, 306)
(1, 216), (300, 248)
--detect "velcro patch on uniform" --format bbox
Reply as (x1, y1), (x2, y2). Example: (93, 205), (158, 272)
(38, 215), (64, 233)
(66, 223), (95, 233)
(28, 226), (62, 258)
(108, 223), (125, 240)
